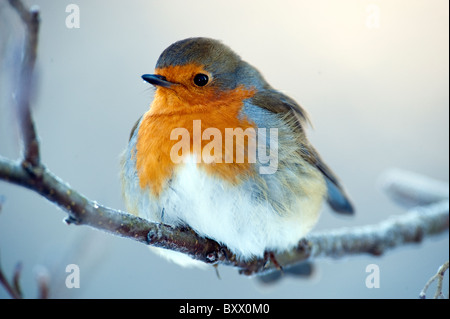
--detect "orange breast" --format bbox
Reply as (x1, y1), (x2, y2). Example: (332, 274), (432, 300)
(136, 83), (257, 197)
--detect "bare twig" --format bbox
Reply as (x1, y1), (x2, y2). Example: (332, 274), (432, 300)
(8, 0), (41, 169)
(0, 195), (5, 213)
(419, 261), (449, 299)
(0, 0), (448, 280)
(34, 265), (50, 299)
(0, 259), (23, 299)
(12, 262), (23, 297)
(0, 257), (52, 299)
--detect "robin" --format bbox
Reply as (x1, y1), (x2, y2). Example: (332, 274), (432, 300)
(121, 37), (354, 268)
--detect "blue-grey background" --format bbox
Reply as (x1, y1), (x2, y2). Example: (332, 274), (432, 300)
(0, 0), (448, 298)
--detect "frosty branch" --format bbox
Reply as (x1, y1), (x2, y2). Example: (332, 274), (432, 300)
(0, 0), (448, 278)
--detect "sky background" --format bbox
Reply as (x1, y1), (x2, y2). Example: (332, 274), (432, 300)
(0, 0), (448, 299)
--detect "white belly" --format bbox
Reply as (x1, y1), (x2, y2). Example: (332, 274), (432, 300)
(122, 152), (325, 265)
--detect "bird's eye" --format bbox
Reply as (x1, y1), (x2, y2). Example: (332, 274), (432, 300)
(193, 73), (209, 87)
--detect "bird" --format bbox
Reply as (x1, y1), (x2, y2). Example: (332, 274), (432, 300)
(120, 37), (354, 268)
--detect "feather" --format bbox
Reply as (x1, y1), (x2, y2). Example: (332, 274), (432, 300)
(250, 89), (354, 214)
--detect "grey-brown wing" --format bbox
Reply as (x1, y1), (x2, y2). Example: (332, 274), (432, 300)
(129, 116), (142, 141)
(301, 143), (354, 214)
(251, 90), (354, 214)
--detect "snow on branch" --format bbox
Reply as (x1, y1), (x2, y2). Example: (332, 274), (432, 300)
(419, 261), (449, 299)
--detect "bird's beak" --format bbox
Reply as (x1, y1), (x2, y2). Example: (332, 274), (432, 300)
(141, 74), (174, 88)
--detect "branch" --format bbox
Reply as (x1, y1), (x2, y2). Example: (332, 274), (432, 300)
(419, 261), (449, 299)
(308, 200), (449, 259)
(0, 259), (23, 299)
(0, 0), (448, 280)
(8, 0), (41, 169)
